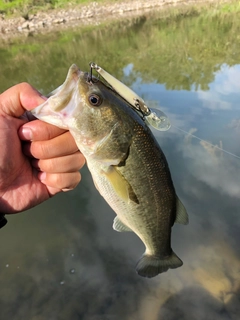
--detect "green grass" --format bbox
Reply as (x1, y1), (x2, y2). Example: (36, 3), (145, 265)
(220, 1), (240, 13)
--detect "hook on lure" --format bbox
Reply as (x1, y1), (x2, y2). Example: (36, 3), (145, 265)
(87, 62), (100, 84)
(89, 62), (171, 131)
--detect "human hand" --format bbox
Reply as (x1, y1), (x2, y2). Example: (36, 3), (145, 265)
(0, 83), (85, 214)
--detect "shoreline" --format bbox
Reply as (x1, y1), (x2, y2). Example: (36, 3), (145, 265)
(0, 0), (232, 41)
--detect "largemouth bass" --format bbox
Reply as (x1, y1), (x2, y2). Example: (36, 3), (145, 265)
(32, 64), (188, 278)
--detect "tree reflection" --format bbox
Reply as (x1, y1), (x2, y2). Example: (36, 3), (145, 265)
(1, 8), (240, 93)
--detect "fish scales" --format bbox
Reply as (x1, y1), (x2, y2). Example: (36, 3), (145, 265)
(89, 121), (176, 245)
(32, 64), (188, 278)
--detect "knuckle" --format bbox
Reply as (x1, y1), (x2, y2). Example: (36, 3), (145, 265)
(75, 152), (85, 170)
(39, 142), (52, 158)
(19, 82), (32, 90)
(45, 172), (81, 190)
(43, 125), (53, 141)
(64, 172), (81, 190)
(73, 172), (81, 187)
(30, 141), (51, 159)
(40, 159), (55, 172)
(54, 174), (65, 187)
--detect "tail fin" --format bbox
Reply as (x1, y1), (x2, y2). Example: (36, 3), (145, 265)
(136, 251), (183, 278)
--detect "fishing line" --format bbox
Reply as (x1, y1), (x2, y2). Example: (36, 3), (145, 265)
(171, 125), (240, 160)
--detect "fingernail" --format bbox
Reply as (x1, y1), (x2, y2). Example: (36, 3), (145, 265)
(21, 127), (33, 140)
(38, 172), (46, 181)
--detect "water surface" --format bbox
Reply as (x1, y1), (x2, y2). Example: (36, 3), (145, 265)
(1, 8), (240, 320)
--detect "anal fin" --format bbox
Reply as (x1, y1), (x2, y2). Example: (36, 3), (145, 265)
(175, 196), (189, 225)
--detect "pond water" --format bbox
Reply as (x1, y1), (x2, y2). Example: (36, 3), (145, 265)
(1, 7), (240, 320)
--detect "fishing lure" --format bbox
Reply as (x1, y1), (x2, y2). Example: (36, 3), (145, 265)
(89, 62), (171, 131)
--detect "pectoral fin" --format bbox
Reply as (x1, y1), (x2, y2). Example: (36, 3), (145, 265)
(103, 166), (139, 204)
(113, 216), (132, 232)
(175, 196), (189, 225)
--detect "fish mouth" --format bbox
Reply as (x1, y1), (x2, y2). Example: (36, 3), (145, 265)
(31, 101), (69, 129)
(31, 64), (83, 129)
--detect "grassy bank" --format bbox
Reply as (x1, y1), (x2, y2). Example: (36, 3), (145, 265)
(0, 0), (114, 16)
(1, 0), (240, 18)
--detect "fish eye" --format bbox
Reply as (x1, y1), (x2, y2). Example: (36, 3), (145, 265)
(88, 94), (103, 107)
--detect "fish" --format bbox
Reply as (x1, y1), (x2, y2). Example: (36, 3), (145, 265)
(32, 64), (188, 278)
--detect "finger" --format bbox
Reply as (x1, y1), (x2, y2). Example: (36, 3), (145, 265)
(19, 110), (36, 122)
(38, 171), (81, 192)
(23, 131), (79, 159)
(0, 83), (46, 117)
(32, 152), (85, 173)
(19, 119), (67, 141)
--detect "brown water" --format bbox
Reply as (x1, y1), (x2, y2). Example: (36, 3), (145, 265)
(0, 8), (240, 320)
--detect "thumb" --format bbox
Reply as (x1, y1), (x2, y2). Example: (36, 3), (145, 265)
(0, 82), (46, 118)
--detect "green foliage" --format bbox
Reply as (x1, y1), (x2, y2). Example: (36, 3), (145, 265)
(219, 1), (240, 13)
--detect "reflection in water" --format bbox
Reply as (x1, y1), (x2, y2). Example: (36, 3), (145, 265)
(158, 287), (239, 320)
(1, 179), (149, 320)
(199, 139), (223, 158)
(157, 241), (240, 320)
(1, 4), (240, 319)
